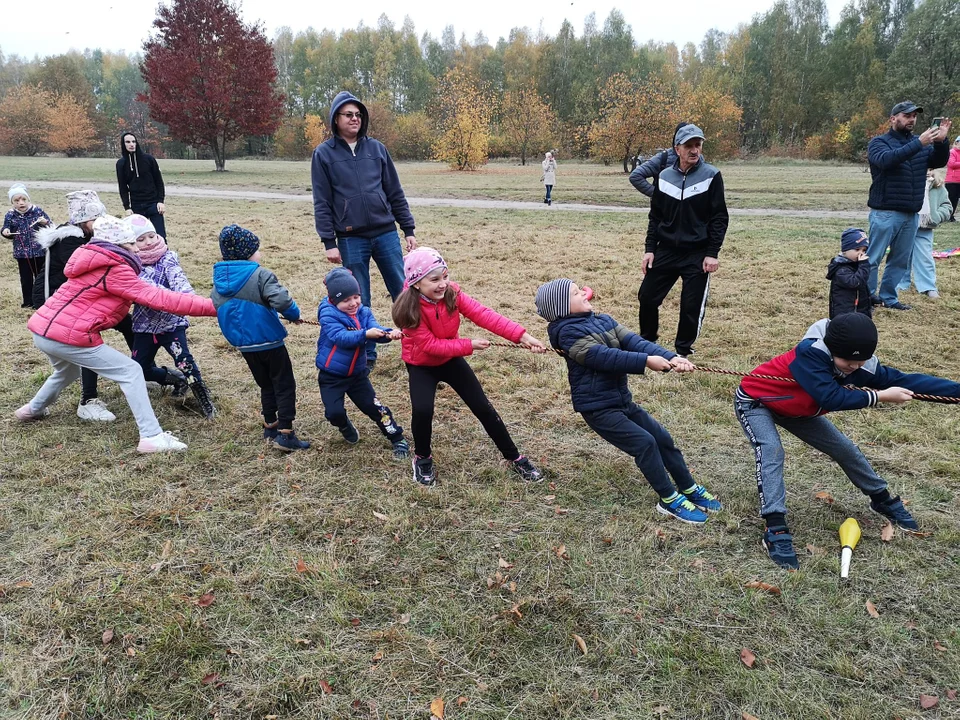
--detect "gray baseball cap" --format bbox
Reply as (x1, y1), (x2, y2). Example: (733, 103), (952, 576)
(890, 101), (923, 116)
(674, 124), (706, 146)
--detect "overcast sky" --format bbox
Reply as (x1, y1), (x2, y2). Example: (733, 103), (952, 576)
(1, 0), (850, 60)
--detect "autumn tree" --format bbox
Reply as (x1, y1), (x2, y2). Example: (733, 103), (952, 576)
(0, 85), (53, 155)
(433, 67), (491, 170)
(304, 114), (329, 149)
(46, 95), (98, 156)
(500, 85), (558, 165)
(140, 0), (284, 170)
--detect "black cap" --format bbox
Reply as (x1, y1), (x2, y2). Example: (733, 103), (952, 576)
(823, 313), (878, 360)
(891, 101), (923, 116)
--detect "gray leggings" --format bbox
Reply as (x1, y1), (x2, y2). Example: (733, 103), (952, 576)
(30, 333), (163, 438)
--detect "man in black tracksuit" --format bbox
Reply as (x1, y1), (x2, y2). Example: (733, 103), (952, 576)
(117, 131), (167, 238)
(639, 123), (728, 357)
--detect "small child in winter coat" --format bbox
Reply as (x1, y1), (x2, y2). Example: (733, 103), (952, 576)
(826, 227), (872, 319)
(128, 214), (215, 419)
(2, 183), (50, 307)
(734, 312), (960, 570)
(212, 225), (309, 452)
(536, 278), (720, 524)
(17, 215), (217, 454)
(316, 268), (409, 457)
(392, 247), (547, 486)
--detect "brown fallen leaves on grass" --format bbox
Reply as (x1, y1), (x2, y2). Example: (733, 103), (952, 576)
(866, 600), (880, 618)
(919, 694), (938, 709)
(742, 713), (761, 720)
(814, 491), (834, 503)
(430, 697), (445, 719)
(740, 648), (757, 668)
(101, 628), (114, 645)
(744, 580), (781, 595)
(881, 523), (895, 542)
(572, 634), (588, 655)
(195, 592), (215, 608)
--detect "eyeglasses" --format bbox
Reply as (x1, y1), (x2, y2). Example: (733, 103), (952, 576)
(338, 112), (362, 119)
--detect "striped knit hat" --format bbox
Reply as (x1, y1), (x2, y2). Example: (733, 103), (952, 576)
(535, 278), (573, 321)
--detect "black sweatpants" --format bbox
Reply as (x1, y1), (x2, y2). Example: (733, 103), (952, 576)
(947, 182), (960, 221)
(17, 257), (44, 306)
(581, 403), (696, 498)
(406, 357), (519, 461)
(638, 245), (710, 356)
(317, 368), (404, 442)
(81, 314), (135, 402)
(242, 345), (297, 430)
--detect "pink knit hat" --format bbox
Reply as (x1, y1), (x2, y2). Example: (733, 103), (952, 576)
(403, 247), (447, 288)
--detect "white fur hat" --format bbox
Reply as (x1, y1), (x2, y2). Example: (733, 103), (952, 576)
(93, 215), (137, 245)
(8, 183), (29, 203)
(66, 190), (106, 225)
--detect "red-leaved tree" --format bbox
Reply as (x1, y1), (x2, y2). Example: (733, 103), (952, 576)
(140, 0), (284, 171)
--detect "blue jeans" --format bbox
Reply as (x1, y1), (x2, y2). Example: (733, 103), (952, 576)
(867, 209), (918, 305)
(897, 227), (937, 294)
(734, 395), (887, 517)
(338, 230), (405, 362)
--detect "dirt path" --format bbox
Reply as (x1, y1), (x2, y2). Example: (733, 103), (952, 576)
(1, 179), (868, 219)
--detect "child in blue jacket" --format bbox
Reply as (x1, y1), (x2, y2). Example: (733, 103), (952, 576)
(212, 225), (309, 451)
(535, 278), (720, 524)
(316, 268), (408, 458)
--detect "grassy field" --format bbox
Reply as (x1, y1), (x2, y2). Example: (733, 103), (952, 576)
(0, 156), (872, 211)
(1, 180), (960, 719)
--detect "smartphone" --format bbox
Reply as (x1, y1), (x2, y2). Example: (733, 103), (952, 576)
(933, 117), (943, 128)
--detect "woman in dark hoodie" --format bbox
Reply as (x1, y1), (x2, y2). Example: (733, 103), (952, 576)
(117, 132), (167, 238)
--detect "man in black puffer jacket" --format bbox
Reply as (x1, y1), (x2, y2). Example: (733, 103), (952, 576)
(866, 101), (951, 310)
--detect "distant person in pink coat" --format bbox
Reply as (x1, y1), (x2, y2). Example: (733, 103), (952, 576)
(946, 136), (960, 222)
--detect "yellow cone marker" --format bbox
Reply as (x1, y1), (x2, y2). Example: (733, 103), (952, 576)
(839, 518), (862, 579)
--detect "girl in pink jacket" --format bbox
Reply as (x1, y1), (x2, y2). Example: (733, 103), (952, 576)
(392, 247), (547, 486)
(16, 216), (217, 453)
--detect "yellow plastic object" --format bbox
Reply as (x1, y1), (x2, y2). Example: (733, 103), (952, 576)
(838, 517), (862, 578)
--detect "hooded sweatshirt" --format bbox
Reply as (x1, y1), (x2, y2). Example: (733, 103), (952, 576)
(211, 261), (300, 352)
(310, 91), (415, 249)
(116, 132), (165, 211)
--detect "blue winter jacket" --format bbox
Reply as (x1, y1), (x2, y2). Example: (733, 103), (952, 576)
(315, 299), (392, 377)
(310, 90), (415, 250)
(547, 312), (675, 413)
(211, 261), (300, 352)
(867, 129), (949, 213)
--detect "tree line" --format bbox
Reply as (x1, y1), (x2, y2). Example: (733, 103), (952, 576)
(0, 0), (957, 171)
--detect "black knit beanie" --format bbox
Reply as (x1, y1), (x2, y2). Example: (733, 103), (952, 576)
(823, 313), (878, 359)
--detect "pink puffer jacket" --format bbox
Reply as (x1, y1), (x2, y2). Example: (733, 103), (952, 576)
(400, 282), (525, 367)
(28, 243), (215, 347)
(947, 147), (960, 185)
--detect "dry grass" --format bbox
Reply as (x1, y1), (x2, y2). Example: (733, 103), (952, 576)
(1, 185), (959, 719)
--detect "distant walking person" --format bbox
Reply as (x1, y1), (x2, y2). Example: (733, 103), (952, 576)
(117, 131), (167, 239)
(865, 102), (950, 310)
(541, 152), (557, 205)
(946, 136), (960, 222)
(638, 123), (728, 358)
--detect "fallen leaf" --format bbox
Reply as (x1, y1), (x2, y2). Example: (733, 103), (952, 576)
(554, 506), (569, 515)
(371, 651), (383, 662)
(591, 688), (599, 700)
(554, 544), (571, 561)
(196, 593), (215, 608)
(572, 634), (588, 655)
(653, 527), (666, 540)
(906, 620), (918, 630)
(201, 672), (219, 685)
(919, 694), (938, 709)
(805, 543), (825, 556)
(881, 523), (895, 542)
(372, 511), (389, 522)
(601, 537), (613, 545)
(295, 558), (308, 573)
(742, 713), (761, 720)
(542, 494), (556, 501)
(814, 491), (834, 504)
(430, 697), (445, 719)
(498, 557), (514, 569)
(740, 648), (756, 668)
(226, 648), (241, 656)
(125, 646), (136, 657)
(294, 638), (312, 646)
(505, 603), (523, 620)
(548, 481), (557, 490)
(161, 539), (173, 557)
(744, 581), (781, 596)
(866, 600), (880, 618)
(508, 581), (517, 593)
(947, 689), (956, 700)
(102, 628), (114, 645)
(456, 696), (468, 707)
(319, 678), (332, 694)
(350, 618), (361, 626)
(14, 581), (32, 589)
(934, 641), (948, 652)
(398, 613), (411, 624)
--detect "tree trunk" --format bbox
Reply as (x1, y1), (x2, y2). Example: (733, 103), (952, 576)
(211, 136), (226, 171)
(622, 154), (630, 174)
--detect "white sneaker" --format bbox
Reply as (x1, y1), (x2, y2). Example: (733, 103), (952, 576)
(77, 399), (116, 422)
(924, 290), (941, 299)
(137, 431), (188, 453)
(14, 403), (49, 422)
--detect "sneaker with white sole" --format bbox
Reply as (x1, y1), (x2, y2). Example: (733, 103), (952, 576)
(137, 431), (188, 453)
(77, 398), (116, 422)
(14, 403), (49, 422)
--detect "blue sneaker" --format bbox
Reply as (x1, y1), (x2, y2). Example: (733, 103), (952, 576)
(392, 438), (410, 460)
(762, 526), (799, 570)
(870, 495), (919, 531)
(263, 424), (279, 441)
(412, 455), (436, 486)
(682, 484), (722, 512)
(273, 430), (311, 452)
(656, 495), (708, 525)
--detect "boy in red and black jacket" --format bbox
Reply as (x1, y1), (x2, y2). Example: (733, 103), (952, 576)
(734, 312), (960, 569)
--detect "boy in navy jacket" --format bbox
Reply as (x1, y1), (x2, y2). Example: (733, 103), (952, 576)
(212, 225), (309, 452)
(827, 227), (872, 318)
(735, 312), (960, 569)
(316, 268), (408, 458)
(536, 278), (721, 524)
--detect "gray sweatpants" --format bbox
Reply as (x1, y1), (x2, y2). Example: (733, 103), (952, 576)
(734, 394), (887, 517)
(30, 333), (163, 438)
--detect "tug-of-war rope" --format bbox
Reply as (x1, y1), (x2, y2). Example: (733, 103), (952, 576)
(286, 319), (960, 405)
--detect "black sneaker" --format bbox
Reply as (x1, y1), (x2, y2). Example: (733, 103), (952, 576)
(412, 455), (436, 486)
(339, 421), (360, 444)
(190, 379), (216, 419)
(870, 494), (919, 531)
(263, 424), (279, 441)
(870, 294), (883, 307)
(274, 430), (311, 452)
(762, 526), (800, 570)
(511, 455), (544, 483)
(391, 438), (410, 460)
(164, 368), (189, 398)
(883, 301), (911, 311)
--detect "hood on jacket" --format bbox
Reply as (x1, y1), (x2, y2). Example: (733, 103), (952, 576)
(120, 130), (144, 177)
(65, 241), (139, 279)
(35, 223), (85, 251)
(826, 255), (859, 279)
(328, 91), (368, 139)
(213, 260), (259, 297)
